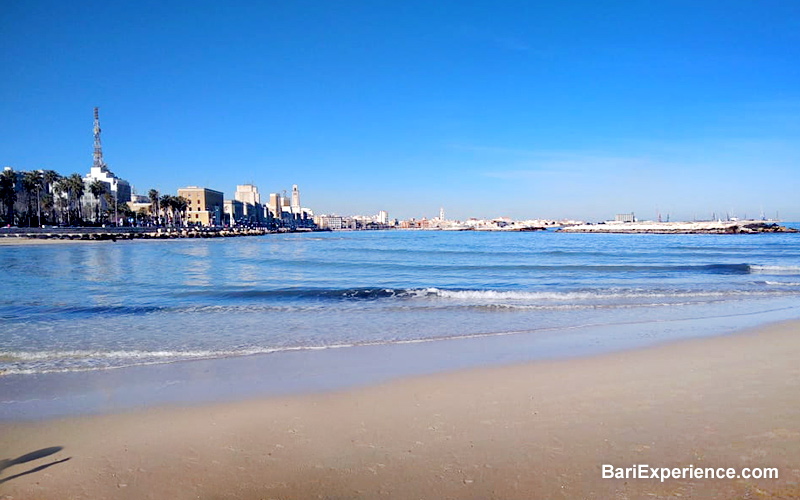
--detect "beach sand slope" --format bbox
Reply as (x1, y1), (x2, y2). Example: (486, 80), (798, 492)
(1, 321), (799, 499)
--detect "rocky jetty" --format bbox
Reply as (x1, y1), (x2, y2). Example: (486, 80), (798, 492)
(0, 227), (304, 242)
(558, 220), (797, 234)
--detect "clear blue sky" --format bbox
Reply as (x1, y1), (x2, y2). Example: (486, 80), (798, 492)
(2, 1), (799, 221)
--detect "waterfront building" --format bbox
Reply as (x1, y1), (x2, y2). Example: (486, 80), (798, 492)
(269, 193), (282, 220)
(235, 184), (261, 205)
(223, 199), (244, 225)
(126, 191), (152, 216)
(615, 213), (636, 223)
(234, 184), (264, 223)
(291, 184), (301, 214)
(315, 215), (343, 230)
(377, 210), (388, 225)
(178, 186), (224, 226)
(130, 191), (149, 203)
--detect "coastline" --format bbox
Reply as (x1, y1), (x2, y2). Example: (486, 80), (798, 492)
(1, 219), (797, 246)
(2, 320), (799, 499)
(0, 226), (315, 245)
(559, 220), (797, 234)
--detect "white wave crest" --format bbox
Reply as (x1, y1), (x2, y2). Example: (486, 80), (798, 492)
(750, 265), (800, 275)
(418, 288), (768, 301)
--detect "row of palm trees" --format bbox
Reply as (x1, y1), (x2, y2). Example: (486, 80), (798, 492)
(148, 189), (189, 227)
(0, 167), (189, 228)
(1, 168), (89, 226)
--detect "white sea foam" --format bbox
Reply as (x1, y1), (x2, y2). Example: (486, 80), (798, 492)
(4, 300), (796, 377)
(749, 265), (800, 275)
(417, 288), (770, 301)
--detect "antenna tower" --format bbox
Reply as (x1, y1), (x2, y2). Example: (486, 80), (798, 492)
(93, 107), (106, 169)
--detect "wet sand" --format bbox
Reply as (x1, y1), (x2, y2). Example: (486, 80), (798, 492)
(1, 320), (799, 499)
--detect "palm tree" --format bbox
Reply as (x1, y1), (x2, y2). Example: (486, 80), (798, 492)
(88, 180), (106, 224)
(53, 178), (68, 225)
(174, 196), (188, 227)
(42, 170), (61, 224)
(22, 171), (43, 227)
(67, 174), (85, 224)
(118, 198), (134, 224)
(148, 189), (160, 226)
(160, 194), (174, 226)
(103, 192), (131, 226)
(0, 168), (17, 226)
(41, 192), (55, 225)
(21, 172), (35, 226)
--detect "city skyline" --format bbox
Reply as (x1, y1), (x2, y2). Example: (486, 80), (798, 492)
(2, 1), (799, 221)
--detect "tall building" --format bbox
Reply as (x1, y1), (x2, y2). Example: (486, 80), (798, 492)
(377, 210), (388, 225)
(291, 184), (301, 214)
(83, 107), (131, 204)
(269, 193), (282, 219)
(439, 207), (445, 221)
(235, 184), (261, 205)
(223, 199), (244, 225)
(234, 184), (263, 223)
(178, 186), (224, 226)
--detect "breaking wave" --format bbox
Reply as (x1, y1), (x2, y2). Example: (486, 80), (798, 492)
(749, 265), (800, 275)
(175, 284), (790, 303)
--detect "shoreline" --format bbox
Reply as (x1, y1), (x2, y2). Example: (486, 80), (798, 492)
(1, 220), (797, 245)
(0, 226), (319, 245)
(4, 301), (800, 421)
(2, 319), (799, 498)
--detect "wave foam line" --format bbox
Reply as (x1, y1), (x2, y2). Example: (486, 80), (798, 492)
(750, 265), (800, 275)
(4, 304), (800, 377)
(426, 288), (776, 301)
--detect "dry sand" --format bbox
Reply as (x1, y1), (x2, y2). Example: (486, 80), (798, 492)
(1, 321), (799, 499)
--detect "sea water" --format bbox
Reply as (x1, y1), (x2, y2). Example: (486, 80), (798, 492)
(2, 228), (799, 378)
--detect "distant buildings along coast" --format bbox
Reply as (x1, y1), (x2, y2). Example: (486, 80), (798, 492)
(0, 107), (316, 230)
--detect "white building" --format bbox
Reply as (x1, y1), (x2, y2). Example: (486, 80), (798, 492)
(235, 184), (261, 205)
(615, 213), (636, 223)
(315, 215), (344, 230)
(235, 184), (263, 223)
(291, 184), (301, 214)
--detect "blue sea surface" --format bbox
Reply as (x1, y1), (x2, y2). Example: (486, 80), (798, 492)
(0, 231), (800, 375)
(2, 228), (800, 378)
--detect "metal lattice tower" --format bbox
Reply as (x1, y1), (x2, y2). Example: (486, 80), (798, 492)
(93, 107), (106, 169)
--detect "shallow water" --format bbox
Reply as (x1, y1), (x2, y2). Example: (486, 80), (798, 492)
(2, 228), (799, 376)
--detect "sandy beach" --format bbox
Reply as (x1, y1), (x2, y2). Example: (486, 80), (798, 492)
(1, 320), (798, 499)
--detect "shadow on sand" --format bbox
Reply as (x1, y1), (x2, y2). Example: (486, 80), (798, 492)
(0, 446), (71, 484)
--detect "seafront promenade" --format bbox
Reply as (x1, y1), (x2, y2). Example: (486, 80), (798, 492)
(0, 226), (315, 242)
